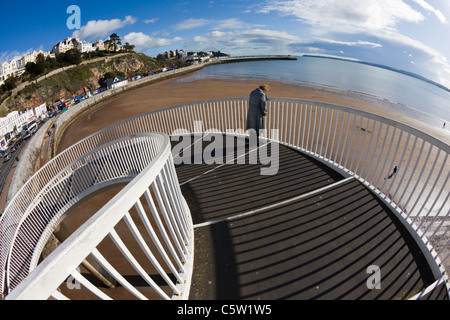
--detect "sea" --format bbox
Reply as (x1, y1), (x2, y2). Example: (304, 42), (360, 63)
(176, 55), (450, 132)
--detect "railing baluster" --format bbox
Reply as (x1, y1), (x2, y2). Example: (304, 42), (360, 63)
(109, 228), (170, 300)
(71, 269), (112, 300)
(91, 249), (148, 300)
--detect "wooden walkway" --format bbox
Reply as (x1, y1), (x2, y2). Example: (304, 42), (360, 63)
(173, 135), (448, 300)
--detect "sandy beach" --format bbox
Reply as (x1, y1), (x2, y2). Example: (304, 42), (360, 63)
(57, 77), (449, 153)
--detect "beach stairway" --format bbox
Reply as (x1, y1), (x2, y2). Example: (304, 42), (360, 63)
(173, 134), (447, 300)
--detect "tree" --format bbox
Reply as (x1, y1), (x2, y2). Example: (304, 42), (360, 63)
(104, 39), (113, 53)
(123, 42), (135, 52)
(3, 76), (17, 91)
(36, 53), (46, 66)
(35, 53), (47, 73)
(156, 54), (165, 63)
(65, 49), (82, 65)
(109, 33), (122, 52)
(71, 38), (79, 50)
(45, 56), (58, 69)
(25, 62), (38, 75)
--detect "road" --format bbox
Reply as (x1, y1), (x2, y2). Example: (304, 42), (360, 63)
(0, 138), (28, 213)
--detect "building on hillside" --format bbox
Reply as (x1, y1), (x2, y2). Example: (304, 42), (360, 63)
(20, 51), (43, 67)
(52, 38), (79, 54)
(0, 50), (56, 85)
(19, 50), (54, 68)
(77, 41), (95, 53)
(165, 49), (187, 59)
(1, 59), (21, 82)
(104, 41), (121, 52)
(105, 76), (128, 90)
(94, 40), (105, 51)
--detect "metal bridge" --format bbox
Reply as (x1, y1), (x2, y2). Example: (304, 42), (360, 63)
(0, 98), (448, 300)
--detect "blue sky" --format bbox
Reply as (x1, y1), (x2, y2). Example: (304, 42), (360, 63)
(1, 0), (450, 88)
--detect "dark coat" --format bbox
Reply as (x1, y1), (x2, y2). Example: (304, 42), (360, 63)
(246, 88), (268, 132)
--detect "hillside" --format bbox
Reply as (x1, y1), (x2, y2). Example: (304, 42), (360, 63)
(2, 53), (185, 112)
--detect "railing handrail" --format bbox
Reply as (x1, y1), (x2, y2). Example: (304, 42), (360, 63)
(5, 133), (184, 299)
(1, 97), (448, 299)
(4, 133), (166, 292)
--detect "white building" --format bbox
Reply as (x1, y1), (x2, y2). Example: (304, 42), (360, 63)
(52, 38), (79, 54)
(105, 76), (128, 90)
(0, 108), (35, 151)
(0, 103), (48, 150)
(20, 51), (41, 67)
(33, 103), (48, 120)
(19, 50), (52, 67)
(77, 41), (95, 53)
(165, 49), (187, 59)
(0, 50), (56, 85)
(0, 59), (21, 82)
(94, 40), (105, 51)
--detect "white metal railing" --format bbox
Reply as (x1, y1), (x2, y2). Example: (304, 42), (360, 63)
(1, 116), (193, 298)
(6, 133), (164, 291)
(1, 98), (448, 299)
(6, 133), (193, 300)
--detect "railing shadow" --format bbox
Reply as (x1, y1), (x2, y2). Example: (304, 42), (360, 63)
(195, 179), (438, 300)
(174, 135), (343, 224)
(179, 134), (441, 300)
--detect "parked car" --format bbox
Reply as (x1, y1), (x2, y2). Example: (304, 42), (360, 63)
(3, 153), (11, 163)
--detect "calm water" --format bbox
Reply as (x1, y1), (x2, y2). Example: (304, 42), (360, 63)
(176, 56), (450, 129)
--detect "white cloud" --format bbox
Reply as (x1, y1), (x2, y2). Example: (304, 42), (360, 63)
(193, 30), (230, 42)
(0, 51), (25, 64)
(123, 32), (182, 52)
(173, 17), (263, 32)
(186, 27), (383, 57)
(185, 28), (303, 55)
(214, 18), (264, 30)
(411, 0), (447, 24)
(260, 0), (424, 34)
(72, 16), (137, 40)
(320, 39), (382, 48)
(144, 18), (159, 24)
(173, 18), (212, 31)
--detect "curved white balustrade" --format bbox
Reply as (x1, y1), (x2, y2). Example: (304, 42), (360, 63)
(1, 98), (448, 299)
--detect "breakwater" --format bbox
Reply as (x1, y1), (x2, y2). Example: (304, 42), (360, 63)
(216, 55), (297, 64)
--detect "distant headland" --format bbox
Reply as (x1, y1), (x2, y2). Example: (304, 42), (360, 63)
(302, 54), (450, 93)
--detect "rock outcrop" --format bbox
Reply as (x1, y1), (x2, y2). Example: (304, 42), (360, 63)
(3, 53), (172, 111)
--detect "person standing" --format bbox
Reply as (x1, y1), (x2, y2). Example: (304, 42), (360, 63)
(246, 84), (270, 143)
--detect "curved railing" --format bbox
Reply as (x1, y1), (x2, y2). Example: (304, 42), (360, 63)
(6, 134), (166, 292)
(0, 116), (193, 298)
(1, 98), (449, 299)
